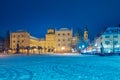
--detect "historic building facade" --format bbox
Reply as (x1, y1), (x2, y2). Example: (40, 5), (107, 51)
(55, 28), (72, 53)
(101, 27), (120, 53)
(45, 28), (55, 53)
(10, 30), (30, 53)
(10, 28), (74, 54)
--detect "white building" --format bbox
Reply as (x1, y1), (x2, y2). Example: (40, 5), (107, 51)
(101, 27), (120, 53)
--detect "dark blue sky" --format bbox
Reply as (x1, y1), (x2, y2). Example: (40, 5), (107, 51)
(0, 0), (120, 40)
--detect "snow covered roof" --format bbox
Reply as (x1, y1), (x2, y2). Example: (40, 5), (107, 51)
(59, 28), (70, 31)
(30, 36), (39, 40)
(103, 27), (120, 35)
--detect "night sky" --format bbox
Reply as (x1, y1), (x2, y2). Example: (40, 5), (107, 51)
(0, 0), (120, 40)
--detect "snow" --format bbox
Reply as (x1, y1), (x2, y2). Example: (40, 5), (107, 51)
(0, 54), (120, 80)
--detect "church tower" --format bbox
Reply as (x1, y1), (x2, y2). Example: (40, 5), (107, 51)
(84, 26), (88, 40)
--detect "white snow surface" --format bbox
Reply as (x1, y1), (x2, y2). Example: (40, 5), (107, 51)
(0, 54), (120, 80)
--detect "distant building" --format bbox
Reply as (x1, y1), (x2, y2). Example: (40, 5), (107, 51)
(55, 28), (72, 53)
(45, 28), (55, 53)
(101, 27), (120, 53)
(39, 38), (46, 53)
(10, 30), (30, 53)
(10, 28), (74, 54)
(93, 36), (101, 53)
(0, 37), (5, 52)
(84, 26), (88, 41)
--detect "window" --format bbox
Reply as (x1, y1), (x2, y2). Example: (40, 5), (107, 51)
(58, 34), (60, 36)
(63, 39), (65, 41)
(18, 35), (20, 37)
(63, 44), (65, 46)
(58, 39), (60, 41)
(68, 38), (70, 41)
(22, 40), (24, 43)
(114, 35), (118, 38)
(114, 41), (118, 45)
(22, 35), (24, 37)
(105, 36), (109, 38)
(17, 40), (20, 43)
(13, 40), (15, 43)
(68, 33), (70, 36)
(13, 35), (15, 38)
(105, 41), (110, 45)
(58, 44), (60, 46)
(63, 33), (65, 36)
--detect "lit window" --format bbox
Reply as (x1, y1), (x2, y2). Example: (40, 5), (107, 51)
(105, 41), (110, 45)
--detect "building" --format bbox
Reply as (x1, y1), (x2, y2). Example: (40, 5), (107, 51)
(0, 37), (5, 52)
(101, 27), (120, 53)
(10, 30), (30, 53)
(93, 36), (101, 53)
(39, 39), (46, 53)
(55, 28), (72, 53)
(84, 26), (89, 41)
(45, 28), (55, 53)
(30, 36), (40, 54)
(10, 28), (74, 54)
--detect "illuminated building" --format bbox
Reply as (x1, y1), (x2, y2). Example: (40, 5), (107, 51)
(84, 26), (88, 41)
(30, 36), (40, 54)
(55, 28), (72, 53)
(45, 28), (55, 53)
(101, 27), (120, 53)
(10, 30), (30, 53)
(39, 39), (46, 53)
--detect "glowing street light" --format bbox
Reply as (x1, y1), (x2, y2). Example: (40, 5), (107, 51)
(61, 47), (65, 50)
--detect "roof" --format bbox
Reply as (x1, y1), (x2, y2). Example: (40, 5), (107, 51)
(12, 30), (29, 33)
(30, 36), (39, 40)
(56, 28), (71, 31)
(102, 27), (120, 35)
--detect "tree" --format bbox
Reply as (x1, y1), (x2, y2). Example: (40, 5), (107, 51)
(20, 46), (24, 54)
(25, 46), (30, 55)
(16, 43), (20, 54)
(31, 46), (36, 54)
(38, 46), (42, 54)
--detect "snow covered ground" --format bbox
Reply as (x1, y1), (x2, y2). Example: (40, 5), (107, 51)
(0, 54), (120, 80)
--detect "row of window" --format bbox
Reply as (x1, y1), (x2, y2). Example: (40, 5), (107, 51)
(12, 35), (25, 38)
(13, 40), (24, 43)
(106, 29), (120, 33)
(57, 33), (70, 36)
(105, 41), (118, 45)
(58, 44), (70, 46)
(58, 39), (71, 41)
(105, 35), (118, 38)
